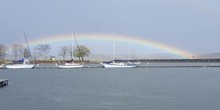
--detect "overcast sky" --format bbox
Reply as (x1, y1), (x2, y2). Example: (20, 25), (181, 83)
(1, 0), (220, 57)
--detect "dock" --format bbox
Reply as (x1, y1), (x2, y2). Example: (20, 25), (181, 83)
(0, 79), (8, 87)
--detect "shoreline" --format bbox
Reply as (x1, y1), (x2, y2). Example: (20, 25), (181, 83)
(1, 58), (220, 64)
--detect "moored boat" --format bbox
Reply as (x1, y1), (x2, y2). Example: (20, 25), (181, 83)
(57, 62), (84, 68)
(101, 60), (139, 68)
(101, 33), (141, 68)
(6, 31), (35, 69)
(56, 31), (84, 68)
(5, 59), (34, 69)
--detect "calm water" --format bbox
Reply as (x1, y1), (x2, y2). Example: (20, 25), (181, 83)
(0, 67), (220, 110)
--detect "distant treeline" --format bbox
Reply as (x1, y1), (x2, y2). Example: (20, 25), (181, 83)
(32, 60), (90, 64)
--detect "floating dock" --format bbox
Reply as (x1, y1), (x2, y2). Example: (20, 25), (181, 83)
(0, 79), (8, 87)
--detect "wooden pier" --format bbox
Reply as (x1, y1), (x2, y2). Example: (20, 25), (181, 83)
(0, 79), (8, 87)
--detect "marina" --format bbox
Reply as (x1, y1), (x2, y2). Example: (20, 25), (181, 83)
(1, 0), (220, 110)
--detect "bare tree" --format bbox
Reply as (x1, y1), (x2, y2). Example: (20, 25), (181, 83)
(23, 47), (31, 59)
(12, 44), (23, 60)
(59, 46), (68, 60)
(34, 44), (51, 60)
(0, 44), (8, 60)
(67, 45), (74, 60)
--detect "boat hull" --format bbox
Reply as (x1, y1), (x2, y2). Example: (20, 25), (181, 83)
(57, 64), (84, 68)
(5, 64), (34, 69)
(102, 64), (136, 68)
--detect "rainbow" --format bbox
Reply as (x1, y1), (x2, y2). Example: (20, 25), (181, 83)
(25, 33), (195, 59)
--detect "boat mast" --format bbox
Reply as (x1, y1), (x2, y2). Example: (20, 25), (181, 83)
(72, 30), (83, 62)
(23, 31), (33, 62)
(71, 31), (74, 60)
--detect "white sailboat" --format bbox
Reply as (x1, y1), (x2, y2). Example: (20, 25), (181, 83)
(101, 33), (139, 68)
(57, 31), (84, 68)
(5, 31), (34, 69)
(5, 59), (34, 69)
(57, 62), (84, 68)
(101, 60), (137, 68)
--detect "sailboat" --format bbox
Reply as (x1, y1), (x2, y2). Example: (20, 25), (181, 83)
(5, 31), (35, 69)
(57, 31), (84, 68)
(101, 60), (137, 68)
(5, 59), (34, 69)
(101, 34), (139, 68)
(57, 62), (84, 68)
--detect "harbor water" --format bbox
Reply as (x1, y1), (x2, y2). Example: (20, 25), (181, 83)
(0, 67), (220, 110)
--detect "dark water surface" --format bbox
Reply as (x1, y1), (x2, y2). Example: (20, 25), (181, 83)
(0, 68), (220, 110)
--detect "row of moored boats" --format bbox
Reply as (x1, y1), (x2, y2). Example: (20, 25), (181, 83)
(0, 59), (140, 69)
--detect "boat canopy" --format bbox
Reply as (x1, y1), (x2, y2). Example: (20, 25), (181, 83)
(12, 59), (24, 63)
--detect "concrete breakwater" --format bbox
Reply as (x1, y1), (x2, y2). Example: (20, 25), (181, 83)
(34, 63), (220, 69)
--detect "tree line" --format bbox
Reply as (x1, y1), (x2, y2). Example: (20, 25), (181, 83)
(0, 44), (90, 61)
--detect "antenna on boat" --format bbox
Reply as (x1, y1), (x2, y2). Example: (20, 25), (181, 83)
(72, 30), (84, 62)
(23, 31), (33, 62)
(128, 39), (131, 60)
(71, 31), (74, 60)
